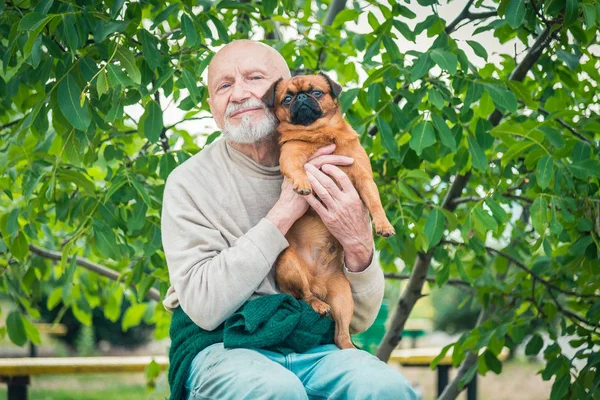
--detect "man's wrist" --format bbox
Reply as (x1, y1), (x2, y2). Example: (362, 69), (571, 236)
(265, 205), (294, 236)
(343, 242), (374, 272)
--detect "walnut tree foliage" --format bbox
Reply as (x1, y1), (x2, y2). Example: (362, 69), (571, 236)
(0, 0), (599, 398)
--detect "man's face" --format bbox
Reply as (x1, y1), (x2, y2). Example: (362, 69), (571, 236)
(207, 43), (288, 144)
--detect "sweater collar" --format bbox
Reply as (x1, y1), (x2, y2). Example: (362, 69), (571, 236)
(224, 140), (282, 180)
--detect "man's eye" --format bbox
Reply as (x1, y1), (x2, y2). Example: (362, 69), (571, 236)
(251, 76), (263, 80)
(219, 84), (230, 90)
(312, 90), (323, 97)
(282, 95), (293, 104)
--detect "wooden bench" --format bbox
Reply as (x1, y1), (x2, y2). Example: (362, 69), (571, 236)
(389, 347), (510, 400)
(0, 356), (169, 400)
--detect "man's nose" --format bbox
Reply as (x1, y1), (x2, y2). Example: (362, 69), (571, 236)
(230, 82), (251, 103)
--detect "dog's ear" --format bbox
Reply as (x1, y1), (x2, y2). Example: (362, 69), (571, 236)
(262, 78), (283, 108)
(318, 71), (342, 99)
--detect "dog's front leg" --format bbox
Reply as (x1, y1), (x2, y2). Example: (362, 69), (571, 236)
(280, 141), (320, 195)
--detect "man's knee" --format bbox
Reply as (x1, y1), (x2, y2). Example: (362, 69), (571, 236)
(347, 366), (417, 400)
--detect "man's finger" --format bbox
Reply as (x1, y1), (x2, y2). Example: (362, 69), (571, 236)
(307, 144), (336, 161)
(320, 164), (355, 193)
(307, 154), (354, 169)
(305, 165), (338, 207)
(305, 164), (342, 200)
(304, 192), (328, 216)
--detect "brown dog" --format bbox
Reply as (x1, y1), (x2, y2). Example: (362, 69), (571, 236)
(262, 73), (395, 349)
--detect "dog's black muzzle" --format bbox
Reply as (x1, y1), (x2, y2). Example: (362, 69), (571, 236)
(290, 93), (323, 126)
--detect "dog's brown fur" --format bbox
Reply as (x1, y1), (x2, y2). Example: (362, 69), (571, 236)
(262, 73), (394, 349)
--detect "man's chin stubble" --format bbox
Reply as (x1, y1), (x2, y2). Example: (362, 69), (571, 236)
(221, 111), (278, 144)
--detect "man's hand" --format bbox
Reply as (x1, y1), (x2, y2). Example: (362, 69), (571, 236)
(266, 144), (354, 235)
(303, 163), (374, 272)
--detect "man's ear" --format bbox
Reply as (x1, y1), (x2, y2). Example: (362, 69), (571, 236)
(262, 78), (283, 108)
(318, 71), (342, 99)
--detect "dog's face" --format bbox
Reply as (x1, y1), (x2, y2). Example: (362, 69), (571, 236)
(261, 72), (342, 127)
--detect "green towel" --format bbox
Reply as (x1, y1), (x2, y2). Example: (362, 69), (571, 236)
(168, 293), (335, 400)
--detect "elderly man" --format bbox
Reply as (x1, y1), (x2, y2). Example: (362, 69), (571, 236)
(161, 39), (416, 399)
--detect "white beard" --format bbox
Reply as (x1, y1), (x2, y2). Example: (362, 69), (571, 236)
(221, 100), (278, 144)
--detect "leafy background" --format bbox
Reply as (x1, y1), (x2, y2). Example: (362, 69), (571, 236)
(1, 0), (599, 398)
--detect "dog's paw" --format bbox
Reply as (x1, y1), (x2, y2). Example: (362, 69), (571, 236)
(309, 298), (332, 316)
(292, 178), (312, 195)
(375, 220), (396, 237)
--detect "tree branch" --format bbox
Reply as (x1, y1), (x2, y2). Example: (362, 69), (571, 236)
(445, 0), (497, 34)
(323, 0), (347, 26)
(537, 107), (591, 144)
(28, 245), (161, 302)
(438, 309), (491, 400)
(384, 273), (472, 288)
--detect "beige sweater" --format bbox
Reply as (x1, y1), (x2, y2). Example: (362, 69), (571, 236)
(161, 138), (385, 333)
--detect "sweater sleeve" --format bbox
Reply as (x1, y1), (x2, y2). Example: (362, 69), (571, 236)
(161, 173), (289, 331)
(343, 245), (385, 334)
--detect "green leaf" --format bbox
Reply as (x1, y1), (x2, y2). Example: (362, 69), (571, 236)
(467, 136), (488, 171)
(56, 169), (95, 195)
(582, 4), (596, 29)
(483, 350), (502, 374)
(110, 0), (126, 18)
(501, 140), (534, 167)
(58, 74), (91, 131)
(151, 4), (179, 30)
(568, 159), (600, 179)
(115, 46), (141, 85)
(142, 100), (163, 143)
(550, 373), (570, 400)
(525, 334), (544, 355)
(586, 301), (600, 323)
(507, 81), (536, 109)
(131, 175), (153, 208)
(9, 232), (29, 261)
(570, 236), (593, 256)
(538, 126), (564, 149)
(428, 88), (445, 109)
(536, 155), (554, 189)
(473, 207), (498, 231)
(430, 49), (458, 75)
(181, 14), (199, 47)
(18, 12), (47, 31)
(339, 88), (359, 113)
(122, 303), (147, 332)
(262, 0), (277, 15)
(21, 316), (41, 345)
(431, 113), (456, 151)
(332, 9), (362, 28)
(530, 196), (549, 233)
(424, 208), (445, 250)
(466, 40), (488, 61)
(96, 70), (109, 97)
(139, 29), (162, 70)
(563, 0), (578, 25)
(410, 121), (436, 156)
(92, 220), (120, 260)
(7, 311), (27, 347)
(181, 68), (202, 104)
(375, 117), (400, 160)
(47, 287), (63, 310)
(484, 84), (518, 113)
(505, 0), (526, 28)
(486, 198), (508, 223)
(410, 53), (431, 82)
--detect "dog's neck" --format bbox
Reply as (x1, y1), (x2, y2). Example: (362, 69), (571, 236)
(227, 133), (281, 167)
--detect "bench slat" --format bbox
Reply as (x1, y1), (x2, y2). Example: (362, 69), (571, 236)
(389, 347), (509, 366)
(0, 357), (169, 376)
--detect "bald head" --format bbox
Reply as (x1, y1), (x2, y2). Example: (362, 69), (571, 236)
(207, 40), (291, 97)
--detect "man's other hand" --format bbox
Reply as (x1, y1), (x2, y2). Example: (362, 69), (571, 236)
(266, 144), (353, 236)
(303, 163), (374, 272)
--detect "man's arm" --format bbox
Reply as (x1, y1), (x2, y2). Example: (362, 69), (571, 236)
(162, 173), (289, 331)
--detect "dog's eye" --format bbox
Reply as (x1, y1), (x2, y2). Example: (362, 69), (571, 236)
(311, 90), (323, 97)
(282, 95), (293, 105)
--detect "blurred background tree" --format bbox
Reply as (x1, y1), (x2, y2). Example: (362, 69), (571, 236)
(1, 0), (599, 398)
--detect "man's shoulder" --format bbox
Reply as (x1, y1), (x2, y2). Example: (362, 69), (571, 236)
(167, 138), (226, 185)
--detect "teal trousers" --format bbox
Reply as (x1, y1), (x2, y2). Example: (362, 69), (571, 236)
(185, 343), (418, 399)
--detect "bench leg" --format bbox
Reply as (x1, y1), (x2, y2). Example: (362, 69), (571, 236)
(6, 376), (30, 400)
(467, 374), (478, 400)
(437, 365), (450, 396)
